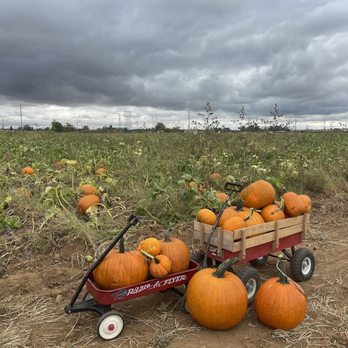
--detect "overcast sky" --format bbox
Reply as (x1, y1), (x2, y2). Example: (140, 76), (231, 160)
(0, 0), (347, 129)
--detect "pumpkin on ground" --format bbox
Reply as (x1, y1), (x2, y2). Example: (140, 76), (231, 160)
(254, 255), (307, 330)
(215, 192), (228, 203)
(159, 231), (190, 274)
(21, 166), (34, 175)
(209, 172), (222, 182)
(196, 208), (216, 225)
(261, 204), (285, 222)
(298, 194), (312, 213)
(137, 237), (161, 256)
(282, 192), (305, 217)
(93, 240), (148, 290)
(79, 184), (98, 196)
(77, 194), (100, 214)
(186, 258), (248, 330)
(240, 180), (276, 209)
(149, 254), (172, 278)
(96, 167), (107, 176)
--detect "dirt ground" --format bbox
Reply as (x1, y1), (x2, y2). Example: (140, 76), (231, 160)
(0, 197), (347, 348)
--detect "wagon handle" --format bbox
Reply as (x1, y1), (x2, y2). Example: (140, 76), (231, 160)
(202, 182), (242, 268)
(65, 214), (139, 312)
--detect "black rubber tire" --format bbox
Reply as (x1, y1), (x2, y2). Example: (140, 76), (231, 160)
(180, 294), (190, 314)
(250, 255), (268, 267)
(235, 266), (261, 306)
(290, 248), (315, 282)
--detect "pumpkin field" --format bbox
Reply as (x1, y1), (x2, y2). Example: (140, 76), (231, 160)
(0, 130), (347, 347)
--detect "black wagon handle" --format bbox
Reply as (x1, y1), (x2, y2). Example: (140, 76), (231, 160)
(202, 182), (243, 268)
(65, 214), (139, 312)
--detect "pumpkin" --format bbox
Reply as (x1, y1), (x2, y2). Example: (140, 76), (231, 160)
(282, 192), (305, 217)
(96, 167), (106, 176)
(21, 166), (34, 175)
(215, 192), (228, 203)
(137, 237), (161, 256)
(244, 209), (265, 227)
(188, 181), (205, 192)
(240, 180), (276, 209)
(79, 184), (97, 196)
(77, 194), (100, 214)
(298, 194), (312, 213)
(186, 258), (248, 330)
(254, 255), (307, 330)
(196, 208), (216, 225)
(217, 207), (238, 227)
(222, 216), (246, 231)
(159, 231), (190, 273)
(149, 254), (172, 278)
(93, 240), (148, 290)
(209, 172), (222, 182)
(261, 204), (285, 222)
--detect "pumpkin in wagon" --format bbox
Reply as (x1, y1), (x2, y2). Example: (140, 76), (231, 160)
(196, 208), (216, 226)
(137, 237), (161, 256)
(240, 180), (276, 209)
(282, 192), (305, 217)
(186, 258), (248, 330)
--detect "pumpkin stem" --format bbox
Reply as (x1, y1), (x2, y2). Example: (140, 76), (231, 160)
(279, 198), (285, 211)
(212, 258), (238, 278)
(276, 254), (288, 284)
(119, 237), (125, 253)
(140, 249), (156, 261)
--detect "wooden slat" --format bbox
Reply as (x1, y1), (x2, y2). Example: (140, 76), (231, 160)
(193, 228), (235, 251)
(217, 228), (223, 257)
(240, 229), (247, 259)
(273, 220), (280, 249)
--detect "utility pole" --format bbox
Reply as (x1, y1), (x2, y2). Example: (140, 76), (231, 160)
(20, 104), (23, 128)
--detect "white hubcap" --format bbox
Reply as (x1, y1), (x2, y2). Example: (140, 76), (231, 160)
(301, 257), (312, 275)
(246, 279), (257, 299)
(98, 314), (123, 340)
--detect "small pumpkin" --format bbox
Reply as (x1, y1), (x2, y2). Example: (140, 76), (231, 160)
(298, 194), (312, 213)
(93, 239), (148, 290)
(77, 194), (100, 214)
(196, 208), (216, 225)
(79, 184), (97, 196)
(261, 204), (285, 222)
(186, 258), (248, 330)
(282, 192), (305, 217)
(137, 237), (161, 256)
(240, 180), (276, 209)
(215, 192), (228, 203)
(96, 167), (107, 176)
(159, 231), (190, 274)
(222, 216), (246, 231)
(21, 166), (34, 175)
(209, 172), (222, 182)
(217, 207), (238, 227)
(244, 209), (265, 227)
(254, 255), (307, 330)
(149, 254), (172, 278)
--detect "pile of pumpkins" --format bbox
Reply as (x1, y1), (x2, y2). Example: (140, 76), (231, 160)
(92, 233), (190, 290)
(197, 179), (312, 231)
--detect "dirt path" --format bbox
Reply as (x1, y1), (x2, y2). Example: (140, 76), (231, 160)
(0, 199), (347, 348)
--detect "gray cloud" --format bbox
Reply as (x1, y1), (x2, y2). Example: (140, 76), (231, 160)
(0, 0), (347, 128)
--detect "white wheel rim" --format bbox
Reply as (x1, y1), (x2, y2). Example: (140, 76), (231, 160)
(246, 279), (257, 299)
(301, 257), (312, 275)
(98, 314), (123, 340)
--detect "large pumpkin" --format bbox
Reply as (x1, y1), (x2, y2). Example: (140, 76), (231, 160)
(93, 242), (148, 290)
(77, 194), (100, 214)
(159, 231), (190, 274)
(282, 192), (305, 217)
(254, 256), (307, 330)
(186, 258), (248, 330)
(240, 180), (276, 209)
(196, 208), (216, 225)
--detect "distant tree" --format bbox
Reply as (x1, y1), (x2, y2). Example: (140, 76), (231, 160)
(83, 125), (89, 131)
(51, 120), (64, 132)
(154, 122), (166, 132)
(23, 124), (33, 131)
(65, 123), (75, 132)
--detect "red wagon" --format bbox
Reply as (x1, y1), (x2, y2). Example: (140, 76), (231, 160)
(65, 215), (200, 340)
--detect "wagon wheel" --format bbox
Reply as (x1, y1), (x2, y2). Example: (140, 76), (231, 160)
(235, 266), (261, 306)
(180, 294), (190, 314)
(290, 248), (315, 282)
(96, 311), (124, 340)
(250, 255), (268, 267)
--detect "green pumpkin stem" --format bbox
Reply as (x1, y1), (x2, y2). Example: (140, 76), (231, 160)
(119, 237), (125, 253)
(212, 258), (238, 278)
(277, 254), (288, 284)
(140, 249), (157, 262)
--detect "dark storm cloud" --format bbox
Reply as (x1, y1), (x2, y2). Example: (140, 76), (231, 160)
(0, 0), (347, 126)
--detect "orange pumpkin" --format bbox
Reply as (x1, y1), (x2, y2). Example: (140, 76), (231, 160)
(254, 256), (307, 330)
(159, 231), (190, 274)
(149, 254), (172, 278)
(77, 194), (100, 214)
(282, 192), (305, 217)
(240, 180), (276, 209)
(79, 184), (97, 196)
(218, 207), (238, 227)
(298, 194), (312, 213)
(196, 208), (216, 225)
(21, 166), (34, 175)
(209, 172), (222, 182)
(222, 216), (246, 231)
(261, 204), (285, 222)
(93, 246), (148, 290)
(137, 237), (161, 256)
(215, 192), (228, 203)
(96, 167), (107, 176)
(186, 258), (248, 330)
(244, 209), (265, 227)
